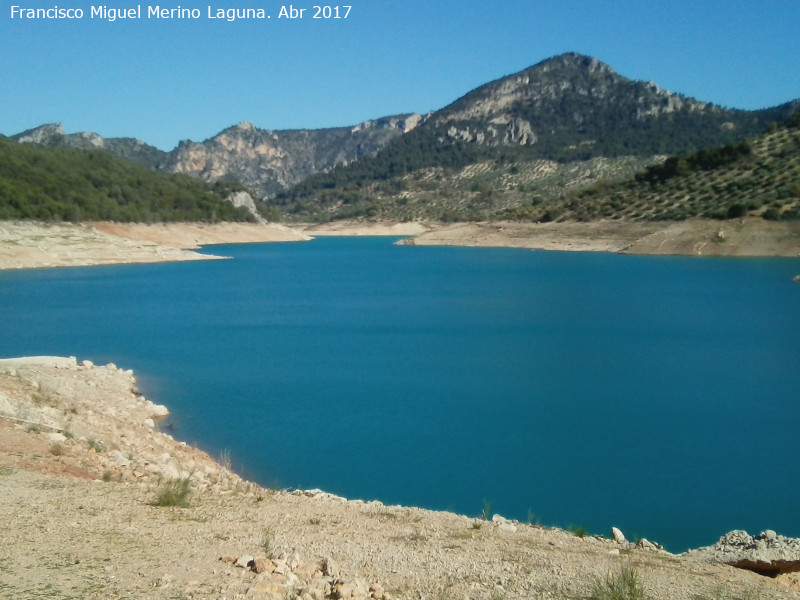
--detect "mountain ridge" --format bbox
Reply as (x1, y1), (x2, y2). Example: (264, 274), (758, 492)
(9, 53), (799, 217)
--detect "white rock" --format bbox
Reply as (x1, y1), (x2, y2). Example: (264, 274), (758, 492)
(612, 527), (626, 544)
(234, 555), (254, 568)
(111, 451), (131, 467)
(149, 403), (170, 418)
(45, 432), (67, 443)
(144, 418), (155, 428)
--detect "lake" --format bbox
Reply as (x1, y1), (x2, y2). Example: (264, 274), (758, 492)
(1, 237), (798, 552)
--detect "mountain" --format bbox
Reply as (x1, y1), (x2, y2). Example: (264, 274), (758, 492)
(269, 53), (798, 221)
(12, 123), (168, 170)
(426, 53), (793, 157)
(0, 135), (255, 222)
(13, 115), (422, 200)
(10, 53), (799, 223)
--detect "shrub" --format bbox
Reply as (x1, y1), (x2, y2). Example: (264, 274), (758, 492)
(590, 564), (646, 600)
(87, 438), (105, 453)
(569, 524), (589, 538)
(152, 477), (192, 508)
(50, 443), (65, 456)
(726, 203), (747, 219)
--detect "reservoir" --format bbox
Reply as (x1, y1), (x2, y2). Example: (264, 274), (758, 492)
(1, 237), (798, 551)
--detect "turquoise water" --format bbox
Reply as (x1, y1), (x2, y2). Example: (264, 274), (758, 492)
(1, 237), (798, 551)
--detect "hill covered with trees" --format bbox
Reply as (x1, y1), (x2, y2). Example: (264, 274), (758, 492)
(266, 54), (796, 222)
(0, 136), (256, 222)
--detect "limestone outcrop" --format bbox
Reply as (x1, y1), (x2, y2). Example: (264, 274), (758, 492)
(686, 530), (800, 575)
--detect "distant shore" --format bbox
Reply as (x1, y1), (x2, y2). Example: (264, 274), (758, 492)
(1, 218), (799, 270)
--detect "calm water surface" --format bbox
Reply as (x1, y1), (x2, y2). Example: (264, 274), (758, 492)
(1, 237), (798, 551)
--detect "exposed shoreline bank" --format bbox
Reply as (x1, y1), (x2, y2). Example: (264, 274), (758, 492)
(2, 355), (799, 599)
(2, 218), (799, 271)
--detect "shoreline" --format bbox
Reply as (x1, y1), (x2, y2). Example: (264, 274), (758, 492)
(1, 218), (799, 271)
(1, 355), (799, 599)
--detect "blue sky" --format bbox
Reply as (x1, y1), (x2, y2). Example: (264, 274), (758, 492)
(1, 0), (798, 150)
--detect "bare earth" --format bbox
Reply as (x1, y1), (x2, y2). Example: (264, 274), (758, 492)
(2, 218), (798, 272)
(400, 219), (800, 257)
(0, 222), (311, 271)
(1, 357), (798, 600)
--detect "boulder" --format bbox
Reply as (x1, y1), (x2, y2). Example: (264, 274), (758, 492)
(611, 527), (626, 544)
(235, 554), (254, 568)
(252, 557), (275, 574)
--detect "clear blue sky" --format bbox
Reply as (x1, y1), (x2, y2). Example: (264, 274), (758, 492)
(1, 0), (798, 150)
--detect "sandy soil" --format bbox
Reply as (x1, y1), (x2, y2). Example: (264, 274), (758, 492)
(1, 356), (799, 600)
(0, 222), (311, 271)
(2, 219), (799, 272)
(301, 222), (430, 237)
(402, 219), (800, 257)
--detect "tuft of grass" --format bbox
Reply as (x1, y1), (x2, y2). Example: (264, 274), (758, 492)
(527, 508), (542, 526)
(590, 564), (646, 600)
(218, 448), (232, 471)
(261, 528), (278, 559)
(480, 498), (494, 521)
(569, 524), (589, 538)
(102, 470), (113, 482)
(87, 438), (105, 453)
(152, 477), (192, 508)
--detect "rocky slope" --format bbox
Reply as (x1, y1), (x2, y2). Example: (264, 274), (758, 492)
(426, 53), (792, 156)
(1, 356), (800, 600)
(11, 115), (422, 200)
(12, 53), (798, 218)
(268, 53), (799, 221)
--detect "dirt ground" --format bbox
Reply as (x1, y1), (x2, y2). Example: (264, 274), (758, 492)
(400, 219), (800, 257)
(3, 218), (799, 272)
(1, 357), (799, 600)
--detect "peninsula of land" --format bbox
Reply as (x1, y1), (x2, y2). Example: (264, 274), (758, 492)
(1, 218), (798, 271)
(1, 355), (799, 600)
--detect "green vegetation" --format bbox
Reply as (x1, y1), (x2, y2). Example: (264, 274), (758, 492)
(266, 55), (794, 223)
(86, 438), (105, 453)
(568, 524), (589, 538)
(590, 564), (646, 600)
(268, 112), (800, 224)
(0, 136), (256, 222)
(152, 477), (192, 508)
(563, 115), (800, 222)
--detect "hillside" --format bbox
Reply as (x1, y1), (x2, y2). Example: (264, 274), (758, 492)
(10, 53), (798, 223)
(0, 136), (256, 222)
(268, 53), (797, 222)
(557, 112), (800, 222)
(2, 356), (799, 600)
(12, 115), (422, 201)
(269, 109), (800, 224)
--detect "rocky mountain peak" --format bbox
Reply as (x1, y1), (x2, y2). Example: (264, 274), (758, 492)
(13, 123), (66, 145)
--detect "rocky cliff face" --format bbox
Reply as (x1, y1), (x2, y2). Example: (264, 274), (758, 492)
(419, 52), (792, 155)
(13, 115), (421, 200)
(161, 116), (420, 198)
